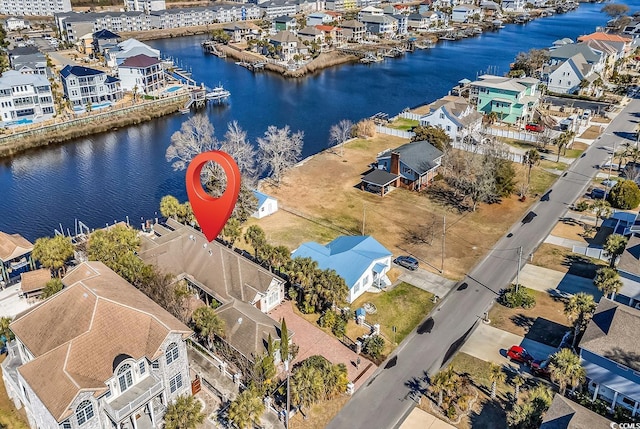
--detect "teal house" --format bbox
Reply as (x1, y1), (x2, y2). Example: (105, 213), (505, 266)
(469, 74), (540, 125)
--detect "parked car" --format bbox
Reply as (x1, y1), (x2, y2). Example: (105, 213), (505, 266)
(507, 345), (534, 365)
(591, 188), (606, 199)
(393, 255), (419, 271)
(531, 358), (551, 378)
(582, 109), (592, 119)
(559, 117), (575, 131)
(525, 123), (544, 133)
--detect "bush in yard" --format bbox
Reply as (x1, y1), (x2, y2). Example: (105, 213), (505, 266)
(318, 309), (337, 329)
(607, 180), (640, 209)
(499, 284), (536, 309)
(362, 335), (385, 360)
(574, 201), (589, 212)
(331, 314), (347, 337)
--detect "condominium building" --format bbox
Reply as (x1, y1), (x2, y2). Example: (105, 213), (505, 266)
(0, 71), (54, 127)
(124, 0), (165, 12)
(0, 0), (71, 17)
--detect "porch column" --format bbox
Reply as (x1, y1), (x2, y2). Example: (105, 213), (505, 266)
(592, 384), (599, 402)
(611, 391), (619, 413)
(633, 401), (639, 417)
(148, 400), (156, 427)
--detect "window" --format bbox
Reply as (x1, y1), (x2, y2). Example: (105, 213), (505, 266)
(169, 373), (183, 393)
(117, 363), (133, 392)
(76, 400), (94, 426)
(139, 361), (146, 374)
(165, 343), (179, 365)
(622, 396), (636, 407)
(60, 421), (71, 429)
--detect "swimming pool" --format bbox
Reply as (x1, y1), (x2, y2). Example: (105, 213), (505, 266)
(165, 86), (181, 93)
(10, 118), (33, 125)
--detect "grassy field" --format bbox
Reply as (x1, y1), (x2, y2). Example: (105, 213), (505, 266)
(388, 118), (419, 131)
(532, 243), (607, 279)
(488, 290), (571, 348)
(351, 282), (434, 345)
(289, 395), (349, 429)
(256, 135), (561, 280)
(0, 356), (29, 429)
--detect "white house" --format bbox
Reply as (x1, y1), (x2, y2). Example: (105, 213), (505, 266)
(501, 0), (525, 12)
(419, 95), (483, 142)
(4, 17), (28, 31)
(106, 38), (160, 68)
(269, 31), (300, 62)
(306, 12), (333, 26)
(545, 53), (594, 95)
(60, 65), (123, 109)
(451, 5), (482, 23)
(117, 54), (164, 94)
(292, 236), (392, 303)
(0, 70), (55, 127)
(1, 261), (192, 429)
(252, 190), (278, 219)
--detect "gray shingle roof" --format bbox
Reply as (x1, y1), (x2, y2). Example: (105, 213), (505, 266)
(540, 395), (613, 429)
(549, 42), (602, 64)
(618, 233), (640, 276)
(579, 298), (640, 371)
(378, 140), (443, 175)
(362, 169), (399, 186)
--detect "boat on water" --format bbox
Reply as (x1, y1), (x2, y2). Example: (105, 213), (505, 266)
(205, 85), (231, 101)
(179, 107), (190, 114)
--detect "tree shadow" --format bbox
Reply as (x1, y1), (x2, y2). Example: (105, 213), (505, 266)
(526, 317), (570, 348)
(425, 182), (471, 213)
(562, 254), (603, 279)
(468, 397), (508, 429)
(510, 313), (535, 331)
(604, 347), (640, 371)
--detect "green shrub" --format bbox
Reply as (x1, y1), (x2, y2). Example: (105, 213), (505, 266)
(362, 335), (385, 359)
(446, 405), (457, 420)
(331, 315), (347, 337)
(499, 284), (536, 309)
(607, 180), (640, 209)
(318, 310), (337, 329)
(575, 201), (589, 212)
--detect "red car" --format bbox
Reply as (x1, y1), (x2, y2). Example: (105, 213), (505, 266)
(525, 123), (544, 133)
(531, 358), (551, 378)
(507, 346), (534, 365)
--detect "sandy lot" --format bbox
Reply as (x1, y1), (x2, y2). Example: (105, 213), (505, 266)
(252, 135), (556, 280)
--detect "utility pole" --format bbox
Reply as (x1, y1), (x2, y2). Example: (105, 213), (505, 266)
(515, 246), (523, 293)
(362, 204), (366, 235)
(441, 215), (446, 274)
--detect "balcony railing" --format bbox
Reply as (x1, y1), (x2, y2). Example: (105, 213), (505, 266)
(103, 378), (164, 422)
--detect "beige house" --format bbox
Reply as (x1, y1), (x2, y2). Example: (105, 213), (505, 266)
(2, 261), (192, 429)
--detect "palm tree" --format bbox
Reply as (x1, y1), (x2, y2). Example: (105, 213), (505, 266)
(593, 267), (623, 299)
(488, 363), (506, 399)
(287, 257), (318, 288)
(548, 348), (585, 395)
(524, 149), (541, 184)
(192, 306), (225, 348)
(564, 292), (597, 348)
(164, 395), (205, 429)
(290, 365), (324, 411)
(0, 316), (13, 343)
(244, 225), (266, 259)
(512, 374), (525, 402)
(429, 365), (458, 407)
(590, 199), (611, 229)
(228, 387), (265, 429)
(603, 233), (628, 268)
(222, 217), (241, 247)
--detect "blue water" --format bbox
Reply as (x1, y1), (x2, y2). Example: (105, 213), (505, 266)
(10, 118), (32, 126)
(0, 2), (631, 241)
(165, 85), (181, 92)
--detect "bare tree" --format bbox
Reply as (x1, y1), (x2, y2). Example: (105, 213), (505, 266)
(328, 119), (353, 157)
(221, 121), (258, 187)
(165, 114), (218, 171)
(258, 125), (304, 184)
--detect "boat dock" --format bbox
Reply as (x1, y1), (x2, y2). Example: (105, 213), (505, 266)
(202, 41), (227, 58)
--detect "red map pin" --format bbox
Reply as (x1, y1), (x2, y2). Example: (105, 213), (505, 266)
(186, 151), (241, 242)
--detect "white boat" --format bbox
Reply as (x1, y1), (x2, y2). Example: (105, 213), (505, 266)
(205, 85), (231, 101)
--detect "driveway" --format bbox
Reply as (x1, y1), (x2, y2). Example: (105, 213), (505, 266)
(517, 264), (602, 299)
(268, 301), (377, 390)
(400, 408), (456, 429)
(460, 324), (557, 371)
(398, 268), (456, 298)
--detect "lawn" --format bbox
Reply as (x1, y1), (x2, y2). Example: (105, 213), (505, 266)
(0, 356), (29, 429)
(351, 282), (434, 345)
(488, 289), (572, 348)
(388, 117), (419, 131)
(258, 134), (562, 280)
(531, 243), (607, 279)
(289, 395), (349, 429)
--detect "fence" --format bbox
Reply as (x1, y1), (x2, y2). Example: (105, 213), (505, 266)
(397, 111), (421, 121)
(484, 127), (538, 143)
(571, 245), (606, 261)
(451, 139), (524, 163)
(376, 125), (414, 139)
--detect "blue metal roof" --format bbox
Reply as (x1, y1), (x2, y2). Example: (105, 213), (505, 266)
(252, 190), (273, 207)
(60, 65), (104, 78)
(292, 236), (391, 289)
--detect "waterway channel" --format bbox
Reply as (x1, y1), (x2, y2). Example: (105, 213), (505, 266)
(0, 2), (629, 241)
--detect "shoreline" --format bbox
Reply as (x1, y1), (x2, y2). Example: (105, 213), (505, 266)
(0, 94), (188, 158)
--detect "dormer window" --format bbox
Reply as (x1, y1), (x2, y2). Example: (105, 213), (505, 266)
(165, 343), (179, 365)
(76, 400), (94, 426)
(117, 363), (133, 392)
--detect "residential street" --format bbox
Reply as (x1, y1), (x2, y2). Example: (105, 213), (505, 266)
(327, 97), (640, 429)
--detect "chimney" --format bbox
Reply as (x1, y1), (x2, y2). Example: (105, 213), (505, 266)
(390, 152), (400, 175)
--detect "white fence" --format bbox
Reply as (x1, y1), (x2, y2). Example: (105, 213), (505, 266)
(451, 139), (524, 163)
(571, 245), (606, 261)
(376, 125), (414, 139)
(398, 111), (421, 121)
(485, 127), (538, 143)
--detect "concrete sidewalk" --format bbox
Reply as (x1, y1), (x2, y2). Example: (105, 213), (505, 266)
(544, 234), (587, 249)
(400, 408), (456, 429)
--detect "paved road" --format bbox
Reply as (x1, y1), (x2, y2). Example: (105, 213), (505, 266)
(328, 97), (639, 429)
(543, 95), (613, 113)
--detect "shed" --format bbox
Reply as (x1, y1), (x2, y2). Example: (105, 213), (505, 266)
(252, 190), (278, 219)
(20, 268), (51, 298)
